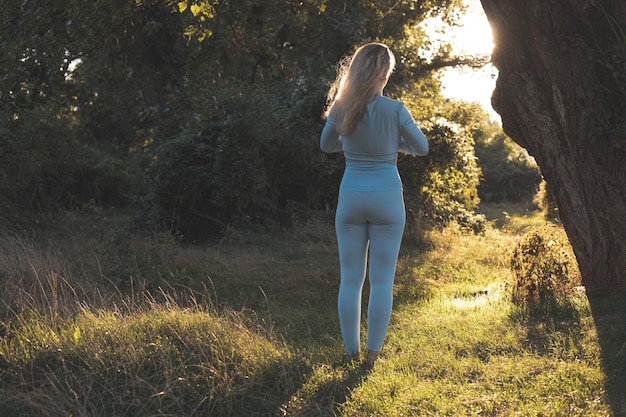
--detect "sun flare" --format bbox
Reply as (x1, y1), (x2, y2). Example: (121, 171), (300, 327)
(433, 1), (499, 121)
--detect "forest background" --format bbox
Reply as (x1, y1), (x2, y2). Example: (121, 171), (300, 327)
(0, 0), (541, 238)
(1, 0), (624, 416)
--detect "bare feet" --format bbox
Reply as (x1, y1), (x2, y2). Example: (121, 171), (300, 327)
(345, 352), (361, 364)
(365, 349), (379, 367)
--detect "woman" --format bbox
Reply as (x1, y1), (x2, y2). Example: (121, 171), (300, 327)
(320, 43), (429, 366)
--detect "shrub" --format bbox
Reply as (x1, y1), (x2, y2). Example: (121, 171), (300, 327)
(474, 129), (542, 203)
(509, 226), (579, 305)
(146, 127), (254, 240)
(400, 117), (485, 233)
(145, 76), (490, 240)
(144, 80), (333, 241)
(0, 118), (133, 218)
(535, 180), (560, 221)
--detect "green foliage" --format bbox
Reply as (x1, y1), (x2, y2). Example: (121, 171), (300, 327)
(145, 80), (332, 240)
(536, 179), (560, 221)
(399, 99), (486, 232)
(474, 124), (542, 203)
(147, 125), (271, 239)
(510, 226), (580, 306)
(1, 0), (490, 238)
(0, 117), (133, 215)
(445, 101), (541, 204)
(0, 0), (186, 150)
(145, 79), (490, 239)
(0, 0), (182, 219)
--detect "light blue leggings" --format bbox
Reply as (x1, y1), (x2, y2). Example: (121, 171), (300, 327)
(335, 161), (405, 354)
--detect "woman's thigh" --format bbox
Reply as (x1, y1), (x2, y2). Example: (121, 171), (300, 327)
(366, 190), (405, 278)
(335, 191), (370, 283)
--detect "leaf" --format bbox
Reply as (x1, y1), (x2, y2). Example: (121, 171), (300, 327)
(190, 4), (201, 16)
(177, 1), (188, 13)
(197, 29), (213, 42)
(183, 26), (196, 38)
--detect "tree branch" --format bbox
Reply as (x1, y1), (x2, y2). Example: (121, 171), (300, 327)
(422, 54), (492, 71)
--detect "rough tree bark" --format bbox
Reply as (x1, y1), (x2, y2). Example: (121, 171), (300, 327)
(480, 0), (626, 295)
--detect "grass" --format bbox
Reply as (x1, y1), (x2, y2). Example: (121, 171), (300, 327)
(0, 204), (624, 416)
(0, 304), (297, 416)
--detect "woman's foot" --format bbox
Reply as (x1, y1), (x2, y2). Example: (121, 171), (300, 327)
(345, 352), (361, 364)
(364, 349), (380, 367)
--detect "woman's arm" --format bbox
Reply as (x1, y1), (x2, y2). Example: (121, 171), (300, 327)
(320, 117), (343, 153)
(398, 105), (428, 156)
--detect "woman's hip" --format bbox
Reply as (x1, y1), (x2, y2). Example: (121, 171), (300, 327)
(336, 189), (405, 225)
(340, 166), (402, 192)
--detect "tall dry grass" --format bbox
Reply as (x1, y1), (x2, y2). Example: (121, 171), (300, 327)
(0, 213), (310, 416)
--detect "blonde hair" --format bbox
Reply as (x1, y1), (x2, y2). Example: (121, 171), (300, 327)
(323, 43), (396, 136)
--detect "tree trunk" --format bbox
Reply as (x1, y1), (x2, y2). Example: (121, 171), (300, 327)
(480, 0), (626, 295)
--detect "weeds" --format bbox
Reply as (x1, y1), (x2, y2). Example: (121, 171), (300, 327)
(509, 224), (581, 307)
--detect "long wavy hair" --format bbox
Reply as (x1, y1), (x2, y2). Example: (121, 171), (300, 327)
(323, 43), (396, 136)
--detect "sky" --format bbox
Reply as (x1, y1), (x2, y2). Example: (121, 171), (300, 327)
(427, 1), (500, 122)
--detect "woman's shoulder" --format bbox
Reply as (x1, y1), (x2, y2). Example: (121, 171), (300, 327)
(372, 96), (407, 115)
(376, 95), (405, 108)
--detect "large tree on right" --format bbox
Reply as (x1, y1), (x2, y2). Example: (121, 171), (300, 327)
(480, 0), (626, 295)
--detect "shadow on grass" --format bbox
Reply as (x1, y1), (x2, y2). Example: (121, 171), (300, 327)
(278, 360), (374, 417)
(511, 293), (626, 417)
(509, 297), (586, 356)
(587, 293), (626, 417)
(273, 244), (434, 416)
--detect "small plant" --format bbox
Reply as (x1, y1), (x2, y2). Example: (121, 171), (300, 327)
(509, 226), (578, 305)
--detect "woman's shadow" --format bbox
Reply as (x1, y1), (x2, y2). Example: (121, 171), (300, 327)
(278, 359), (375, 417)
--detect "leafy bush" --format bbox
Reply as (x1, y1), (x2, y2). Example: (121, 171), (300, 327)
(0, 118), (133, 218)
(535, 180), (559, 221)
(144, 69), (491, 240)
(136, 80), (494, 240)
(399, 117), (485, 233)
(146, 127), (262, 240)
(474, 128), (541, 203)
(145, 80), (333, 240)
(509, 226), (579, 305)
